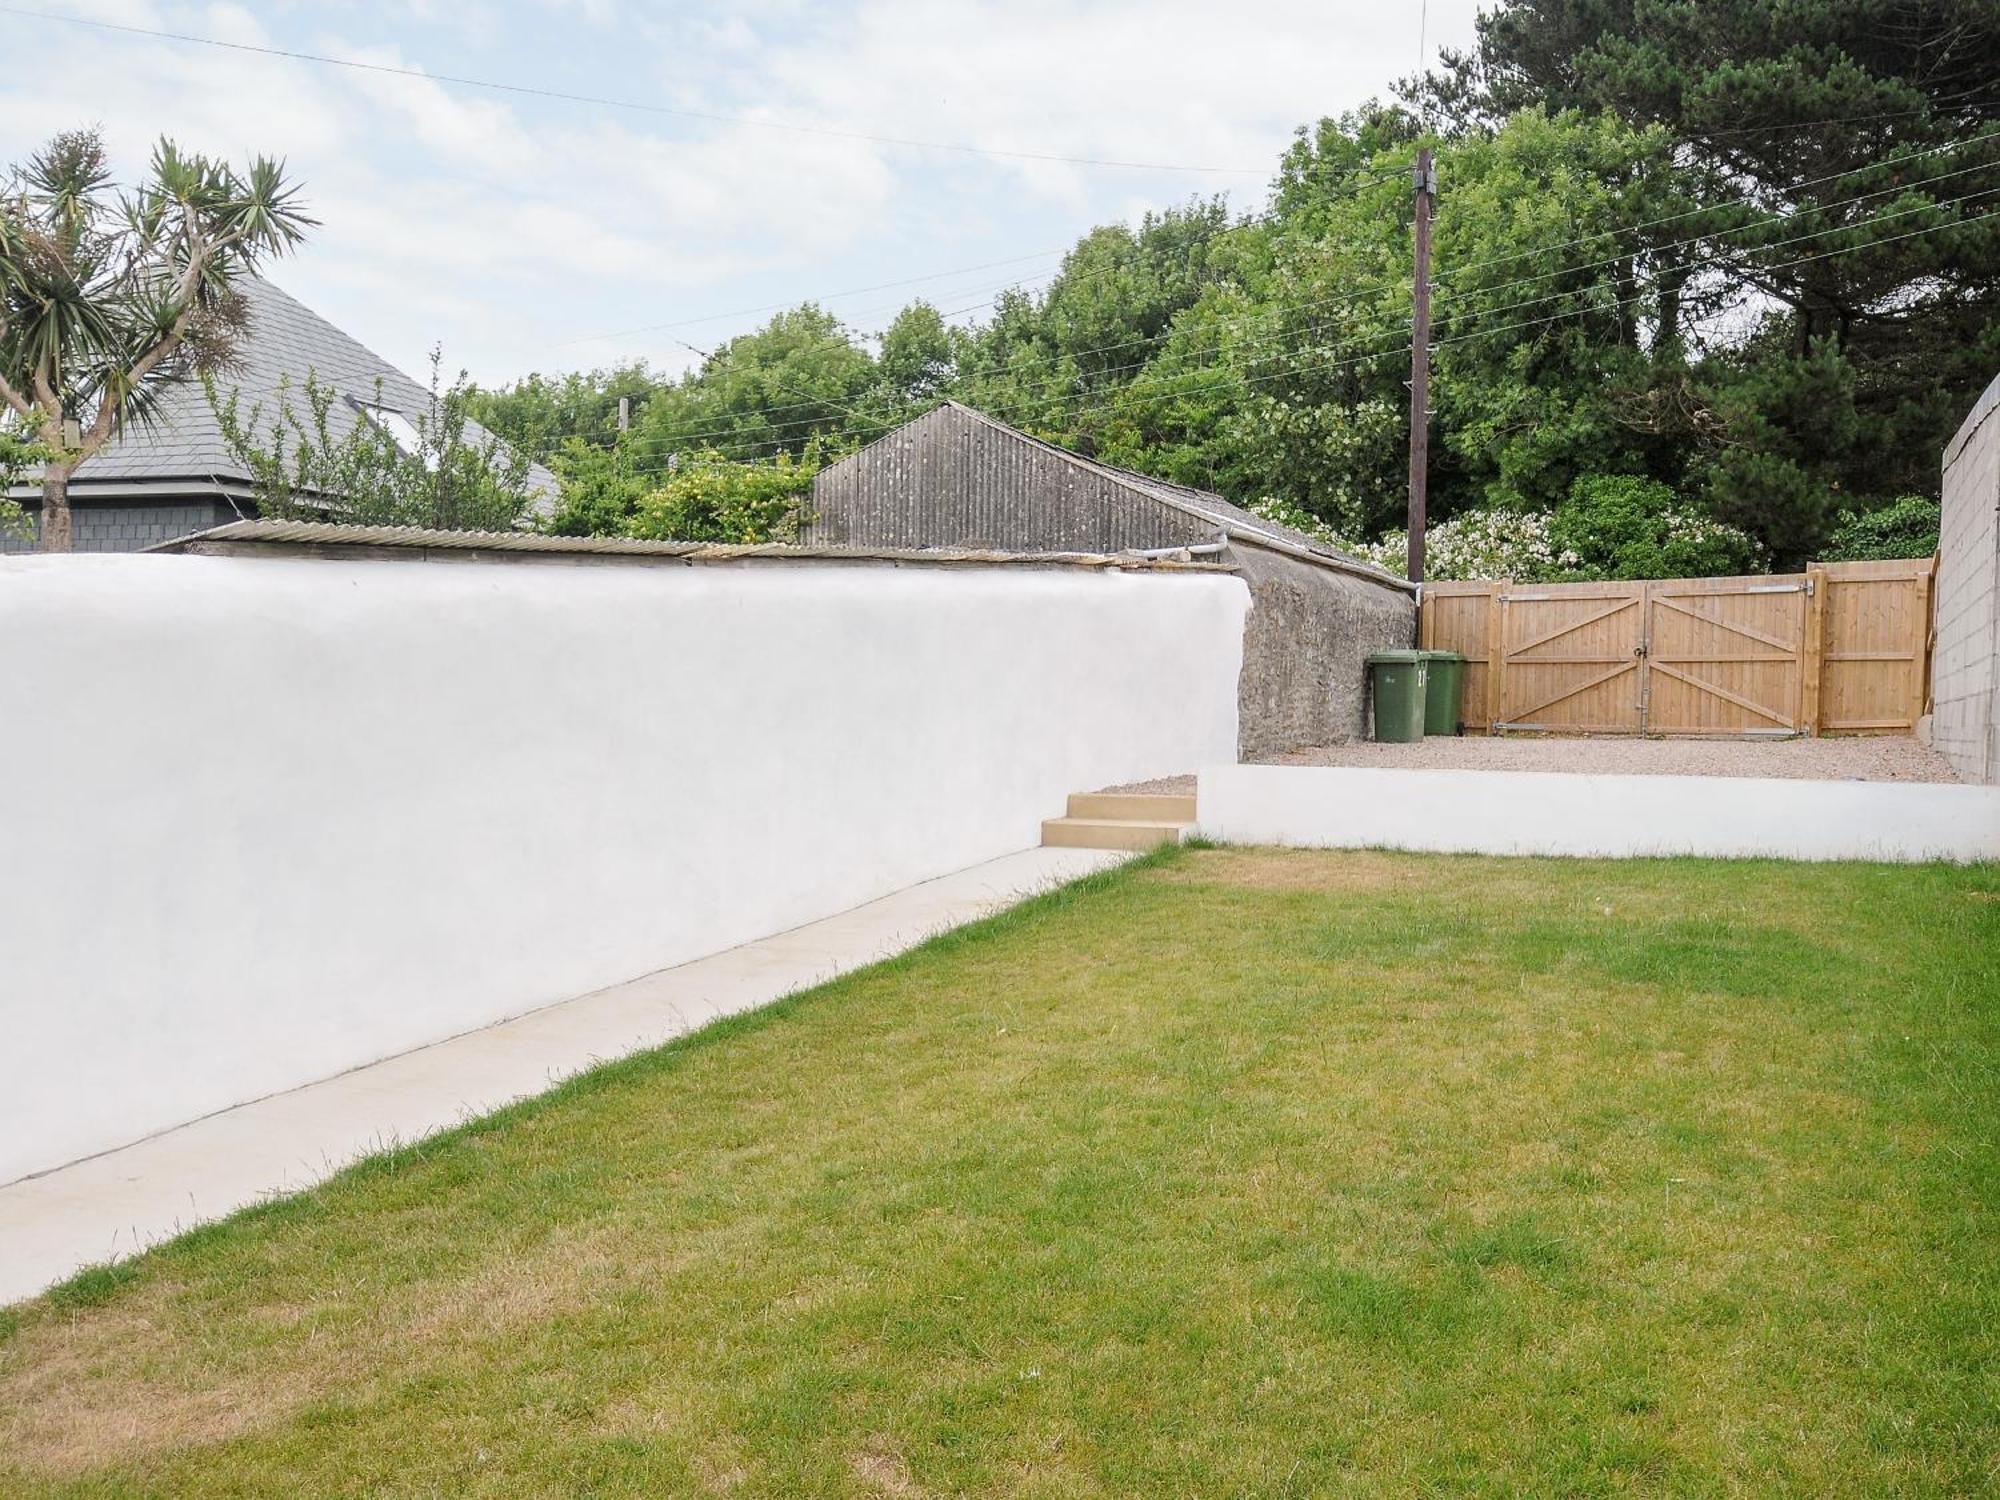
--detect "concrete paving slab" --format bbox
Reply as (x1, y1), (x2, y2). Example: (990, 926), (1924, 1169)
(0, 846), (1124, 1306)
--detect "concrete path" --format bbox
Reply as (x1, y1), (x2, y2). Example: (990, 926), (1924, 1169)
(0, 847), (1125, 1306)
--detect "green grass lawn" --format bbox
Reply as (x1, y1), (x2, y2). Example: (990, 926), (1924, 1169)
(4, 848), (1997, 1497)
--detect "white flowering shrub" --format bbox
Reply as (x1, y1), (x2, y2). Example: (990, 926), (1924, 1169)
(1250, 497), (1580, 581)
(1253, 478), (1763, 583)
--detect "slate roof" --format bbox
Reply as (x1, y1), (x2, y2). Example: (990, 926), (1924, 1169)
(58, 276), (557, 505)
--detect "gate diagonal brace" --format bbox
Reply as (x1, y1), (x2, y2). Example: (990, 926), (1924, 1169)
(1501, 658), (1640, 725)
(1505, 594), (1641, 659)
(1646, 661), (1797, 728)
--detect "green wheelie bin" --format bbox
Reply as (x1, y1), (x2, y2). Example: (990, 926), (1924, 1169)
(1419, 649), (1466, 736)
(1366, 650), (1428, 743)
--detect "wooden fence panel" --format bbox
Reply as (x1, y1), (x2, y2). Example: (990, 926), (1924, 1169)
(1417, 557), (1935, 737)
(1418, 583), (1497, 733)
(1817, 558), (1936, 734)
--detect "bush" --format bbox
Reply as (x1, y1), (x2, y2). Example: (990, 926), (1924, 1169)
(210, 355), (541, 534)
(1549, 475), (1762, 580)
(0, 429), (47, 541)
(1819, 495), (1939, 562)
(627, 448), (815, 544)
(1258, 477), (1763, 583)
(543, 436), (648, 538)
(1252, 497), (1581, 582)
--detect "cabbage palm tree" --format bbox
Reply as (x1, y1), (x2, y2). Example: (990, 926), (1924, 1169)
(0, 130), (312, 551)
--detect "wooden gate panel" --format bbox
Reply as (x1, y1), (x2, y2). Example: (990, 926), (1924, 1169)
(1642, 577), (1808, 734)
(1418, 582), (1497, 733)
(1494, 583), (1646, 733)
(1817, 559), (1935, 733)
(1415, 557), (1934, 738)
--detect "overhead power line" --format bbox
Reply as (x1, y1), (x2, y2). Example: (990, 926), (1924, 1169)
(535, 129), (1996, 409)
(576, 201), (1999, 475)
(1432, 128), (1999, 290)
(0, 5), (1269, 175)
(549, 153), (2000, 462)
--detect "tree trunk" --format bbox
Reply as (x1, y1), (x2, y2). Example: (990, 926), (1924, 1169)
(39, 464), (74, 553)
(1655, 264), (1686, 360)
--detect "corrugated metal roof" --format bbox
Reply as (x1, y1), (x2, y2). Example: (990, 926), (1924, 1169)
(52, 276), (559, 506)
(937, 401), (1403, 582)
(810, 402), (1411, 593)
(146, 518), (1236, 571)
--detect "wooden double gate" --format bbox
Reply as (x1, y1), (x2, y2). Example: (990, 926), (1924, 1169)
(1419, 559), (1934, 737)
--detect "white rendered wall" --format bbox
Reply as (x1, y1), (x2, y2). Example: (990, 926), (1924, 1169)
(0, 554), (1247, 1183)
(1197, 764), (2000, 863)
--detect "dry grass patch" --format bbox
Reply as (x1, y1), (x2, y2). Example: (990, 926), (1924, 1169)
(1142, 845), (1429, 892)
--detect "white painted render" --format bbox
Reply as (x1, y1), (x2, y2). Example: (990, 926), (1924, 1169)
(1196, 764), (2000, 863)
(0, 554), (1246, 1185)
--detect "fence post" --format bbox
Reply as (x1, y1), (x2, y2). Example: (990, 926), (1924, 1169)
(1484, 581), (1507, 733)
(1918, 555), (1937, 723)
(1801, 565), (1829, 735)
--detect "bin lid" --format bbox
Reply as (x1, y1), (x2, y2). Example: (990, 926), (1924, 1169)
(1417, 649), (1465, 662)
(1366, 650), (1427, 665)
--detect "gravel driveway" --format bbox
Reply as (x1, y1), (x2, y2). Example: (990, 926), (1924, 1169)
(1262, 734), (1961, 782)
(1106, 734), (1960, 794)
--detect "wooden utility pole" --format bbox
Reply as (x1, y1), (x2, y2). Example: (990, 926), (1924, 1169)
(1407, 147), (1436, 585)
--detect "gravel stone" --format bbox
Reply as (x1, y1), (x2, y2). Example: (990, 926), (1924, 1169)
(1260, 735), (1961, 782)
(1101, 734), (1961, 794)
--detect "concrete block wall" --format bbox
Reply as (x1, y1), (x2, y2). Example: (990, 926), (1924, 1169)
(1934, 372), (2000, 784)
(1, 499), (241, 554)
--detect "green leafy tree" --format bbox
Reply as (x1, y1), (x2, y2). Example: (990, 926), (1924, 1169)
(956, 201), (1237, 452)
(465, 362), (656, 456)
(1414, 0), (2000, 554)
(541, 433), (650, 537)
(0, 130), (311, 551)
(1549, 474), (1762, 579)
(1819, 494), (1940, 561)
(873, 301), (959, 418)
(635, 305), (875, 462)
(1096, 108), (1693, 536)
(210, 353), (540, 532)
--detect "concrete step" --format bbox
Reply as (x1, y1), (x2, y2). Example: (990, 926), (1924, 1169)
(1068, 791), (1197, 822)
(1040, 816), (1189, 852)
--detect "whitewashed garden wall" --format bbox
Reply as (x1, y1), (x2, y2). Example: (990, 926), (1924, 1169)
(0, 553), (1247, 1182)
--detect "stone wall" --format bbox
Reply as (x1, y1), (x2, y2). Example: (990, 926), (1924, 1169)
(1934, 372), (2000, 784)
(1231, 540), (1416, 759)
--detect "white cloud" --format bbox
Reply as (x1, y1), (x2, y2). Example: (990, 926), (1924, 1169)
(0, 0), (1484, 384)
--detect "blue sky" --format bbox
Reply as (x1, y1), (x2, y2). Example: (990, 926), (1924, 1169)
(0, 1), (1485, 387)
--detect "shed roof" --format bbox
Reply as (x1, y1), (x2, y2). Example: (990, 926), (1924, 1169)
(891, 402), (1410, 591)
(45, 276), (557, 505)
